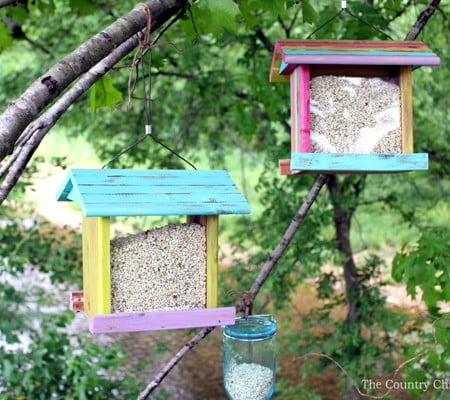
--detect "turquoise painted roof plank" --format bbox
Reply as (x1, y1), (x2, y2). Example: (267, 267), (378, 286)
(56, 169), (251, 217)
(290, 153), (428, 172)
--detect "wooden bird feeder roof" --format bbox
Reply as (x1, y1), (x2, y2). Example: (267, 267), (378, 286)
(270, 40), (441, 82)
(56, 168), (250, 217)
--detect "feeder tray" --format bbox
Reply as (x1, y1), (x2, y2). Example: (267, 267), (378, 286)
(57, 168), (250, 333)
(269, 40), (440, 174)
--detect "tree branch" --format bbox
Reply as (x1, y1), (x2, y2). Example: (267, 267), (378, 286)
(244, 174), (329, 303)
(405, 0), (441, 40)
(0, 28), (142, 204)
(137, 175), (328, 398)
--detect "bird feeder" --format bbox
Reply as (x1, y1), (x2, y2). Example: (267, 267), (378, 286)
(269, 40), (440, 174)
(56, 168), (250, 333)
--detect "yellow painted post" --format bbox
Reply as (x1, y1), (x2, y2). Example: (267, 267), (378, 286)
(82, 216), (111, 317)
(399, 66), (414, 153)
(205, 215), (219, 308)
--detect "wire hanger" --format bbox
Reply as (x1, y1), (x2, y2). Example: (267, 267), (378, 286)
(103, 5), (196, 170)
(306, 0), (393, 40)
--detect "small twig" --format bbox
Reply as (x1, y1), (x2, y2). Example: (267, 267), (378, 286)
(137, 326), (215, 400)
(405, 0), (441, 40)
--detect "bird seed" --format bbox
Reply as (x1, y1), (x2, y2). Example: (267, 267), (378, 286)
(310, 75), (402, 154)
(225, 362), (274, 400)
(110, 223), (206, 313)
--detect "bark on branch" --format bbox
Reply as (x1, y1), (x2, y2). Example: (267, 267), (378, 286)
(405, 0), (441, 40)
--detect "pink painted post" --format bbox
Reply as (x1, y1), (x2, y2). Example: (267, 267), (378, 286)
(290, 65), (311, 153)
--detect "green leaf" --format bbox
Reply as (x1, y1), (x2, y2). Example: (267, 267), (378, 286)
(0, 22), (13, 50)
(187, 0), (241, 38)
(259, 0), (285, 14)
(209, 0), (240, 34)
(302, 0), (318, 24)
(69, 0), (97, 15)
(89, 76), (123, 112)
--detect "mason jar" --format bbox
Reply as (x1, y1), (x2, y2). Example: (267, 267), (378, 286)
(223, 315), (277, 400)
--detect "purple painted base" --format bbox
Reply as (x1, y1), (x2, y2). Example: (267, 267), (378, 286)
(89, 307), (237, 334)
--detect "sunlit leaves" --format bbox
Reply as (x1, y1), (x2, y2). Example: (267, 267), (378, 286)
(89, 75), (123, 112)
(183, 0), (240, 39)
(0, 22), (12, 50)
(392, 227), (450, 315)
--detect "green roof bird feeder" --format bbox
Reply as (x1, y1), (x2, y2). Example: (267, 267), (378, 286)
(57, 168), (250, 334)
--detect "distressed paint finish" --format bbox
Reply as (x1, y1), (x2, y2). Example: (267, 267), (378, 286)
(400, 66), (414, 153)
(57, 169), (250, 217)
(56, 169), (250, 333)
(82, 216), (110, 317)
(270, 40), (440, 82)
(269, 39), (440, 174)
(90, 307), (236, 333)
(290, 153), (428, 173)
(291, 66), (311, 153)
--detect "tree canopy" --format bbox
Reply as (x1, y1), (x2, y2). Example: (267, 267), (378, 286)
(1, 1), (449, 399)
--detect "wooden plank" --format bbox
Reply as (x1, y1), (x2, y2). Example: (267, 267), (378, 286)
(83, 202), (250, 217)
(279, 159), (301, 175)
(290, 67), (299, 152)
(70, 291), (84, 312)
(290, 153), (428, 172)
(187, 215), (219, 309)
(399, 66), (414, 153)
(82, 217), (110, 317)
(290, 65), (311, 152)
(89, 307), (237, 333)
(282, 54), (440, 67)
(66, 184), (244, 195)
(68, 169), (235, 185)
(275, 39), (435, 51)
(283, 49), (437, 57)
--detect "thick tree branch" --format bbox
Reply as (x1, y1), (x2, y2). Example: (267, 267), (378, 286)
(0, 0), (185, 161)
(405, 0), (441, 40)
(137, 175), (328, 398)
(0, 31), (144, 204)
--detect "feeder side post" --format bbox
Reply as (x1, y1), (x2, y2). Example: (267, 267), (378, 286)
(205, 215), (219, 308)
(399, 66), (414, 153)
(290, 65), (311, 153)
(82, 216), (111, 317)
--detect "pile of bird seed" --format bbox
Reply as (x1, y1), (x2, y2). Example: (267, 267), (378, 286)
(310, 75), (401, 154)
(224, 362), (274, 400)
(110, 223), (206, 313)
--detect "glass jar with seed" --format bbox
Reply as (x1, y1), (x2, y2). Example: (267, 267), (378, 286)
(223, 315), (277, 400)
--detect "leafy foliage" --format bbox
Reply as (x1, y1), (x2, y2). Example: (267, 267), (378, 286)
(0, 0), (448, 398)
(0, 214), (140, 399)
(393, 227), (450, 315)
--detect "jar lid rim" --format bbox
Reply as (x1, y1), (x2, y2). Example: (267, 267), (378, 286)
(223, 315), (277, 340)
